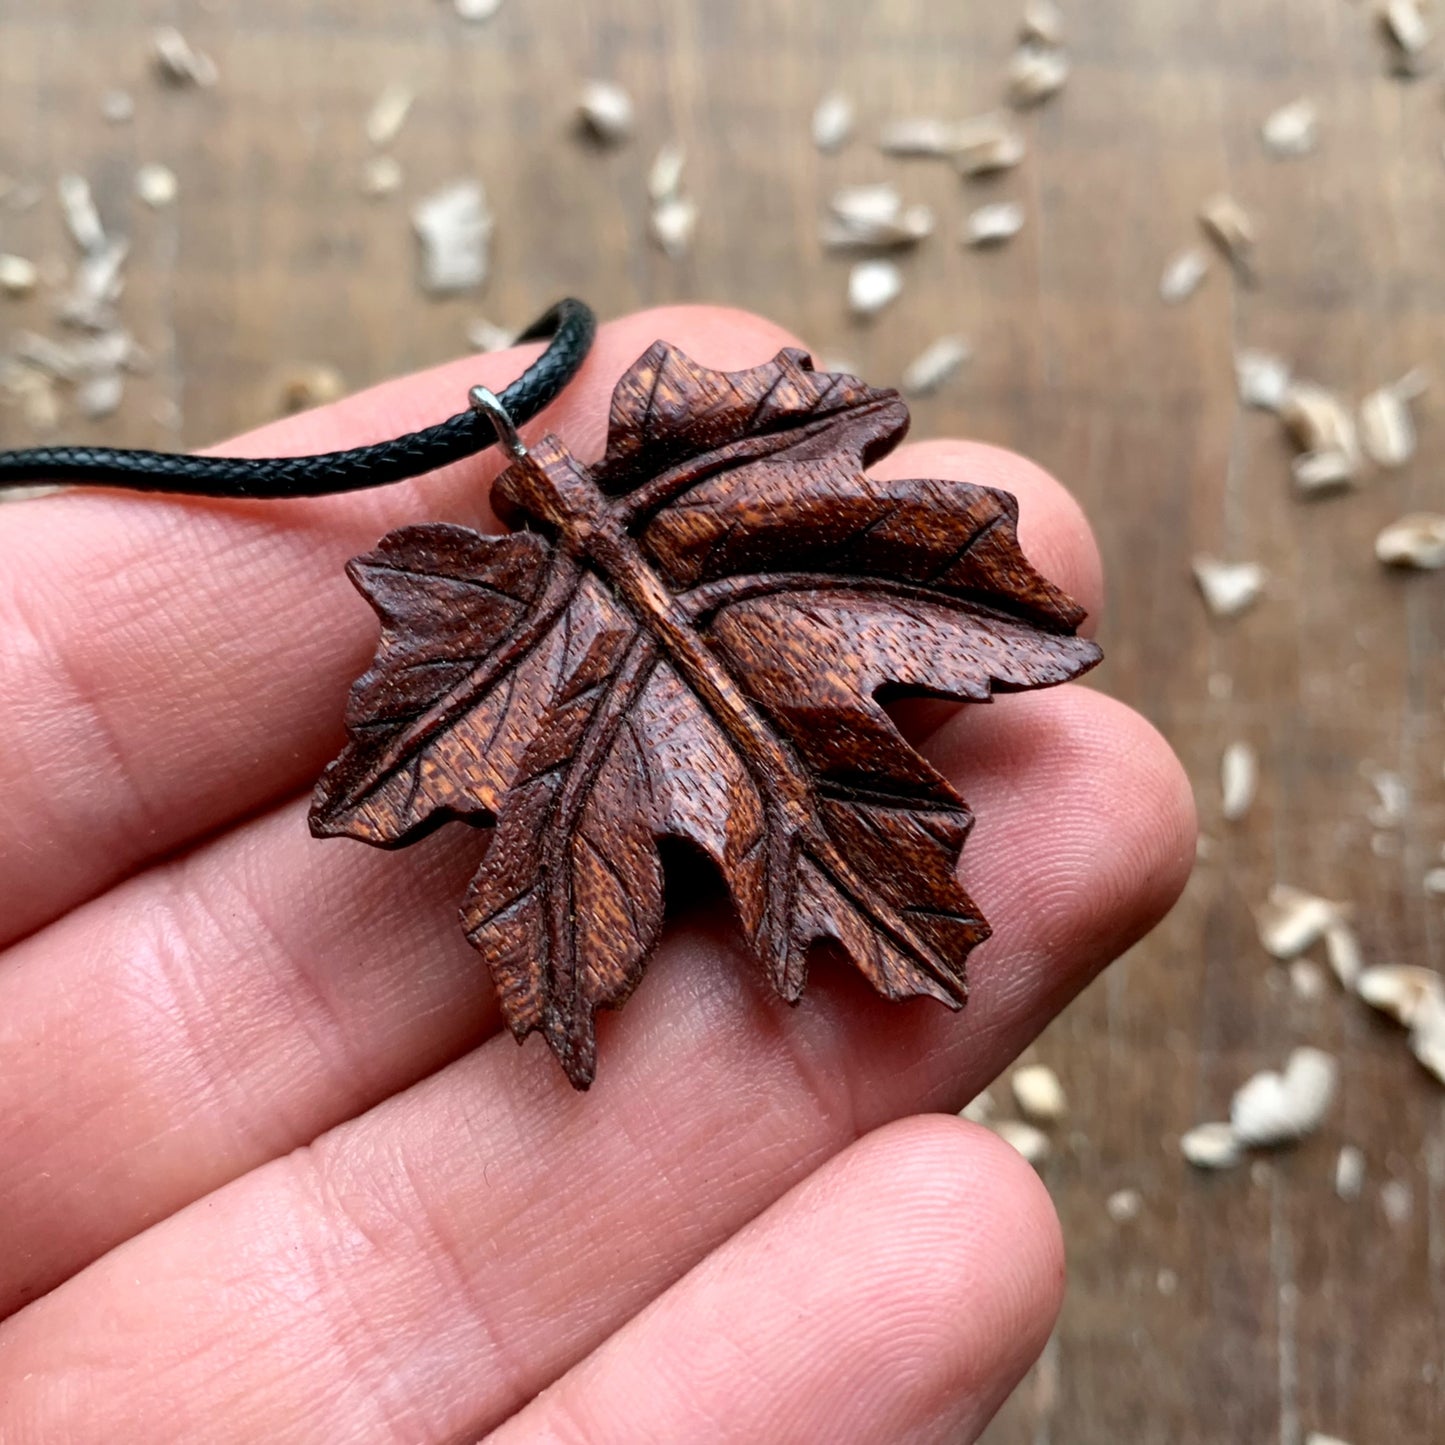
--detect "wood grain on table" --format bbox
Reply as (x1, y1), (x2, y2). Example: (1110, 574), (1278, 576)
(1, 2), (1441, 1441)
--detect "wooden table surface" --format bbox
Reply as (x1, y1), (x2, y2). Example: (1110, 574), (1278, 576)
(2, 2), (1442, 1441)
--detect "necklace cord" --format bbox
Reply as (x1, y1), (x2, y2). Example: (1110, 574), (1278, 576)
(0, 298), (597, 501)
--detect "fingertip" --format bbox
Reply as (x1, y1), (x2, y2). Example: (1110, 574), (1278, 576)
(605, 303), (806, 365)
(857, 1113), (1066, 1351)
(779, 1113), (1066, 1441)
(929, 685), (1196, 1022)
(1050, 689), (1198, 942)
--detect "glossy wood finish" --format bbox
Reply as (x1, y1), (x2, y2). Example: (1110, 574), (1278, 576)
(1, 1), (1440, 1437)
(313, 344), (1099, 1085)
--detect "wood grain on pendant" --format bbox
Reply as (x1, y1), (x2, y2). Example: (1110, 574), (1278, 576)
(311, 343), (1102, 1088)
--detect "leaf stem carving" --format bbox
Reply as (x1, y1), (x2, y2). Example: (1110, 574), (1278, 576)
(502, 439), (975, 999)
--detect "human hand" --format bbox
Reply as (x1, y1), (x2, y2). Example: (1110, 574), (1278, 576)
(0, 307), (1194, 1442)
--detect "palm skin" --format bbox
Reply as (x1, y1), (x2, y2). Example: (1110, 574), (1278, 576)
(0, 307), (1194, 1443)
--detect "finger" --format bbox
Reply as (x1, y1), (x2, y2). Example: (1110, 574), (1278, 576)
(0, 432), (1112, 1316)
(0, 305), (798, 947)
(0, 688), (1193, 1441)
(491, 1116), (1062, 1445)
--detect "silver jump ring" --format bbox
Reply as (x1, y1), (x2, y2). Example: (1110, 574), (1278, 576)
(468, 385), (529, 462)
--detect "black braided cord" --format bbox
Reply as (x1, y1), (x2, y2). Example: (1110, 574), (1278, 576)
(0, 299), (596, 501)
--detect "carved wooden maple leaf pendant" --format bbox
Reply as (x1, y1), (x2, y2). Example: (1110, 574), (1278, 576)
(311, 344), (1102, 1088)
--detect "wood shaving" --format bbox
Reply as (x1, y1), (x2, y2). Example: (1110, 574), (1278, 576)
(1261, 98), (1319, 157)
(1292, 449), (1358, 495)
(366, 83), (415, 148)
(647, 142), (686, 205)
(1392, 365), (1429, 400)
(1364, 766), (1409, 828)
(1280, 381), (1353, 452)
(361, 155), (404, 199)
(1257, 884), (1346, 959)
(4, 367), (61, 432)
(823, 183), (935, 250)
(901, 335), (971, 397)
(1230, 1047), (1338, 1147)
(1334, 1145), (1365, 1201)
(465, 318), (515, 353)
(1356, 965), (1444, 1028)
(152, 26), (219, 88)
(1380, 0), (1432, 56)
(1021, 0), (1065, 46)
(1221, 741), (1259, 822)
(1008, 43), (1070, 107)
(1376, 513), (1445, 569)
(8, 327), (143, 429)
(101, 89), (135, 124)
(647, 148), (698, 259)
(412, 180), (493, 294)
(58, 240), (129, 331)
(0, 254), (38, 298)
(828, 182), (903, 228)
(455, 0), (503, 21)
(1160, 247), (1210, 305)
(1411, 992), (1445, 1085)
(1106, 1187), (1141, 1222)
(1380, 1178), (1413, 1226)
(1235, 349), (1291, 410)
(1192, 557), (1266, 618)
(76, 371), (124, 420)
(650, 194), (698, 258)
(136, 163), (178, 209)
(991, 1119), (1051, 1164)
(952, 114), (1028, 176)
(276, 364), (346, 415)
(963, 200), (1026, 247)
(577, 80), (634, 144)
(1307, 1435), (1352, 1445)
(812, 92), (855, 153)
(1359, 374), (1423, 468)
(1280, 381), (1361, 484)
(13, 328), (145, 382)
(959, 1089), (995, 1124)
(1011, 1064), (1068, 1123)
(1181, 1121), (1243, 1170)
(879, 117), (966, 158)
(1290, 960), (1327, 1001)
(58, 174), (105, 255)
(1324, 920), (1364, 989)
(1424, 867), (1445, 897)
(847, 259), (903, 318)
(1199, 193), (1256, 268)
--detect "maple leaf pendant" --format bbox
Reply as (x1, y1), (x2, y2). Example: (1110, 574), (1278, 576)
(311, 343), (1102, 1088)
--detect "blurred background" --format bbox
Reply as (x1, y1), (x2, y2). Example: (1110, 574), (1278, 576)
(1, 2), (1442, 1440)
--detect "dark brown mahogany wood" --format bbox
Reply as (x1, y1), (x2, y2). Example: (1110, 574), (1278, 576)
(311, 343), (1103, 1088)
